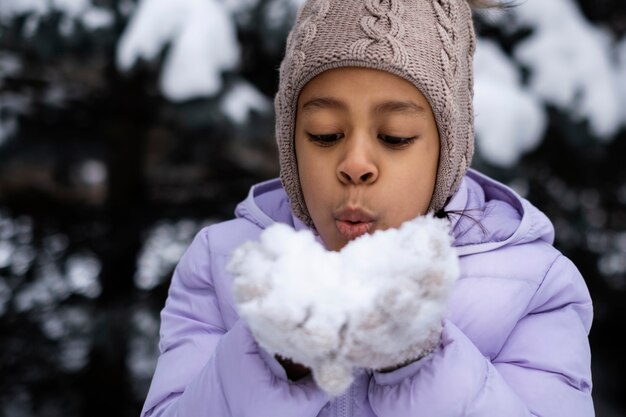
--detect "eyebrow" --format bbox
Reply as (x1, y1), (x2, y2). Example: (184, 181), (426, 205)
(301, 97), (346, 112)
(374, 100), (426, 116)
(300, 97), (426, 116)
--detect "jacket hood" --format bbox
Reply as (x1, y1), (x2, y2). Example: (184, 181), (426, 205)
(447, 169), (555, 256)
(234, 169), (555, 257)
(234, 178), (309, 231)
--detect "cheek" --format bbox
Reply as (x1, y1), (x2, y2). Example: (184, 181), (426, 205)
(295, 141), (314, 191)
(384, 179), (431, 224)
(383, 153), (438, 222)
(295, 140), (332, 211)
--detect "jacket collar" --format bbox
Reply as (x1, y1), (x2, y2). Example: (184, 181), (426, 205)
(447, 169), (555, 256)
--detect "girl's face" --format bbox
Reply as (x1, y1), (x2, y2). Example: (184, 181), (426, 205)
(295, 67), (440, 251)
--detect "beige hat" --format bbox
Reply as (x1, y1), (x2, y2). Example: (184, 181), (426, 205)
(276, 0), (477, 227)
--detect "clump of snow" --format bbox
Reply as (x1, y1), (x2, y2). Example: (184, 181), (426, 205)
(0, 116), (17, 147)
(14, 262), (68, 312)
(227, 215), (459, 395)
(23, 14), (40, 37)
(12, 250), (101, 312)
(72, 159), (108, 186)
(222, 0), (261, 14)
(134, 219), (214, 290)
(510, 0), (621, 139)
(81, 7), (114, 30)
(117, 0), (240, 102)
(222, 0), (261, 26)
(0, 52), (22, 78)
(0, 54), (30, 147)
(0, 241), (12, 268)
(0, 0), (48, 21)
(220, 81), (271, 125)
(0, 0), (113, 34)
(616, 38), (626, 125)
(474, 39), (546, 167)
(66, 253), (102, 299)
(127, 306), (161, 398)
(38, 305), (94, 372)
(51, 0), (92, 18)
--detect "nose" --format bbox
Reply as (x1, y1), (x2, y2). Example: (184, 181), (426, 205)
(337, 138), (378, 185)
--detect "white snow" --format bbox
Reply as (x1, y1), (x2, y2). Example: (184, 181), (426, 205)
(14, 261), (68, 312)
(616, 37), (626, 125)
(81, 7), (115, 30)
(223, 0), (261, 13)
(0, 0), (48, 20)
(117, 0), (240, 101)
(50, 0), (92, 18)
(66, 253), (102, 298)
(228, 215), (459, 395)
(0, 0), (113, 34)
(0, 241), (13, 269)
(134, 219), (213, 290)
(127, 307), (160, 380)
(0, 117), (17, 148)
(470, 0), (626, 167)
(473, 39), (546, 167)
(220, 81), (272, 124)
(510, 0), (622, 139)
(23, 14), (40, 37)
(75, 159), (108, 186)
(0, 52), (22, 78)
(0, 54), (23, 146)
(0, 92), (31, 147)
(59, 16), (76, 37)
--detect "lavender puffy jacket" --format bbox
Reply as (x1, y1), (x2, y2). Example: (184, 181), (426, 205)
(141, 169), (594, 417)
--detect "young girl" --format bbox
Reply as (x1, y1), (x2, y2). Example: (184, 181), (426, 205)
(140, 0), (594, 416)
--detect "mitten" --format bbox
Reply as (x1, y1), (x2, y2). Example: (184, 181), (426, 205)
(227, 215), (459, 396)
(215, 320), (329, 417)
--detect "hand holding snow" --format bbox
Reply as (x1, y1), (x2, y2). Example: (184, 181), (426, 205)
(227, 215), (460, 396)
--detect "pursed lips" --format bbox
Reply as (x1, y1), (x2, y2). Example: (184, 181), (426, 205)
(334, 207), (376, 241)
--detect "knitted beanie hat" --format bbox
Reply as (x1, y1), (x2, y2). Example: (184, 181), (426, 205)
(276, 0), (477, 228)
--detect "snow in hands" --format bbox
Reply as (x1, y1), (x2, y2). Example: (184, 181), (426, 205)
(227, 214), (460, 396)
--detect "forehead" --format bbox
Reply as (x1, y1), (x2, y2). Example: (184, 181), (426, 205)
(297, 67), (433, 114)
(298, 67), (432, 115)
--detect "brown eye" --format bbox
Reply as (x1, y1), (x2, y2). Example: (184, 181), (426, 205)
(378, 134), (417, 147)
(306, 133), (344, 146)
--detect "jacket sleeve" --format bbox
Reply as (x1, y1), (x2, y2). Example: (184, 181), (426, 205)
(368, 255), (594, 417)
(140, 227), (329, 417)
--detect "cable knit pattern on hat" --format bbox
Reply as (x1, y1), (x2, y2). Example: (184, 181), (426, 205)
(289, 0), (330, 72)
(350, 0), (408, 67)
(276, 0), (477, 228)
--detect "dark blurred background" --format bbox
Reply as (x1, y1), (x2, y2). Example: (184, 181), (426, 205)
(0, 0), (624, 416)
